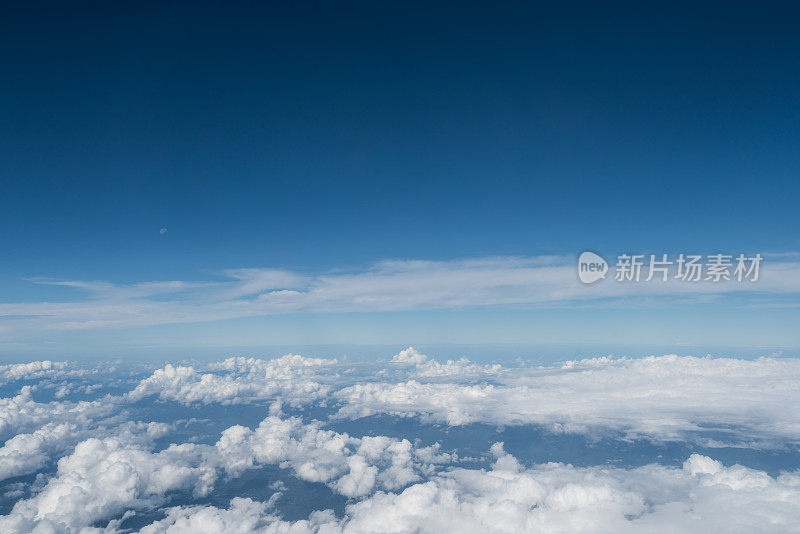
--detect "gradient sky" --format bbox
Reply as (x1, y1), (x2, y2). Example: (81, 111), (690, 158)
(2, 2), (800, 357)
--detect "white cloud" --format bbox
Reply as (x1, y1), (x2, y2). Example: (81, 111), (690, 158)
(0, 360), (71, 384)
(335, 354), (800, 446)
(0, 386), (118, 439)
(1, 254), (799, 336)
(0, 437), (216, 533)
(390, 347), (428, 365)
(128, 355), (337, 406)
(390, 347), (503, 378)
(0, 384), (167, 483)
(210, 413), (453, 499)
(3, 354), (800, 532)
(137, 446), (800, 533)
(0, 422), (78, 481)
(138, 497), (330, 534)
(0, 408), (452, 531)
(0, 420), (172, 483)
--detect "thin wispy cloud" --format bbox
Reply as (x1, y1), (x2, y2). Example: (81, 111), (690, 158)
(0, 255), (798, 337)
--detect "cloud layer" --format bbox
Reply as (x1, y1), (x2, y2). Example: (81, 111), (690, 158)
(2, 255), (799, 338)
(139, 446), (800, 534)
(1, 350), (800, 532)
(336, 350), (800, 446)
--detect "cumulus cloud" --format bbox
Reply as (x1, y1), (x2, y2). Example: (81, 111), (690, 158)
(0, 358), (456, 532)
(0, 360), (71, 385)
(390, 347), (503, 378)
(0, 386), (119, 439)
(114, 350), (800, 447)
(335, 354), (800, 446)
(137, 446), (800, 533)
(0, 436), (216, 533)
(128, 355), (337, 406)
(211, 414), (452, 498)
(0, 408), (452, 531)
(390, 347), (428, 366)
(2, 353), (800, 532)
(138, 497), (334, 534)
(0, 422), (79, 481)
(0, 382), (165, 483)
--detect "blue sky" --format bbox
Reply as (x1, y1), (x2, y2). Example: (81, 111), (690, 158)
(2, 2), (800, 357)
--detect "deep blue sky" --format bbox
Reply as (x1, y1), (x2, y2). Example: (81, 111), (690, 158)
(3, 1), (799, 281)
(1, 2), (800, 355)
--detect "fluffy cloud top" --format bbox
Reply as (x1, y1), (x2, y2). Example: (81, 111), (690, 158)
(128, 355), (337, 406)
(0, 436), (215, 533)
(2, 352), (800, 533)
(0, 360), (70, 384)
(212, 414), (452, 498)
(390, 347), (502, 378)
(138, 445), (800, 534)
(0, 386), (118, 439)
(335, 353), (800, 446)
